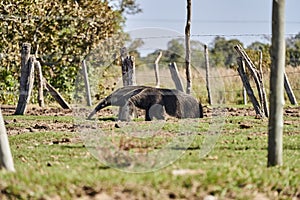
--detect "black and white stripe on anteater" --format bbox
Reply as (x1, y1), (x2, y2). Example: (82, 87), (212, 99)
(87, 85), (203, 121)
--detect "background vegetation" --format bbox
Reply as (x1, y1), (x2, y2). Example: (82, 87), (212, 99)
(0, 1), (299, 106)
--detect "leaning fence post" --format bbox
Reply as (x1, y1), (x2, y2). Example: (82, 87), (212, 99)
(284, 72), (298, 105)
(0, 108), (15, 172)
(258, 50), (269, 117)
(237, 57), (264, 118)
(43, 78), (71, 109)
(234, 44), (268, 117)
(15, 43), (35, 115)
(82, 60), (92, 106)
(242, 60), (248, 105)
(168, 62), (184, 92)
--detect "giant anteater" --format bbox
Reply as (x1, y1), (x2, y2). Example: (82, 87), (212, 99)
(87, 85), (203, 121)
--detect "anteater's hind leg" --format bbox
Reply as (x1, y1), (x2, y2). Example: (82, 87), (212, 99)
(145, 104), (165, 121)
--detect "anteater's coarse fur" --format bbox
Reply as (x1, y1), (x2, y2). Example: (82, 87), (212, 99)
(87, 85), (203, 121)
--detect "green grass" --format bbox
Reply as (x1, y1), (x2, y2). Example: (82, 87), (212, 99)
(0, 108), (299, 200)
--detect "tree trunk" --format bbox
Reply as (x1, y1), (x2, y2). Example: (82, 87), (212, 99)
(0, 109), (15, 172)
(268, 0), (285, 167)
(185, 0), (192, 94)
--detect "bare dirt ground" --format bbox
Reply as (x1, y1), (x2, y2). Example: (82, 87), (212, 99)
(1, 104), (299, 136)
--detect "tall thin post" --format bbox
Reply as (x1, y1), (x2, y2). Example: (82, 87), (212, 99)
(258, 50), (269, 117)
(185, 0), (192, 94)
(268, 0), (286, 167)
(204, 45), (212, 105)
(82, 60), (92, 106)
(242, 60), (247, 105)
(34, 61), (44, 107)
(154, 51), (162, 87)
(0, 109), (15, 172)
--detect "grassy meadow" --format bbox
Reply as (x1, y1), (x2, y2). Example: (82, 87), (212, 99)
(0, 104), (299, 200)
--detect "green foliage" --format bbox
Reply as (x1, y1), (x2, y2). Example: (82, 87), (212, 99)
(141, 38), (205, 70)
(0, 0), (126, 104)
(286, 33), (300, 67)
(210, 36), (242, 68)
(246, 41), (271, 71)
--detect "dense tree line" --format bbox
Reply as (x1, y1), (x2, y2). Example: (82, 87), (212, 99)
(138, 33), (300, 71)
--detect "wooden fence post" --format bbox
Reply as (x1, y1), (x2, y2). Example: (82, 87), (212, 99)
(268, 0), (285, 167)
(43, 78), (71, 109)
(242, 61), (248, 105)
(284, 72), (298, 105)
(15, 43), (35, 115)
(237, 57), (264, 118)
(0, 109), (15, 172)
(168, 62), (184, 92)
(82, 60), (92, 106)
(234, 44), (268, 117)
(258, 50), (269, 117)
(185, 0), (192, 94)
(121, 56), (136, 86)
(154, 51), (162, 87)
(34, 61), (44, 107)
(119, 49), (136, 121)
(204, 45), (212, 105)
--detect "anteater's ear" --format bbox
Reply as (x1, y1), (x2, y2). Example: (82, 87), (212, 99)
(199, 103), (204, 118)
